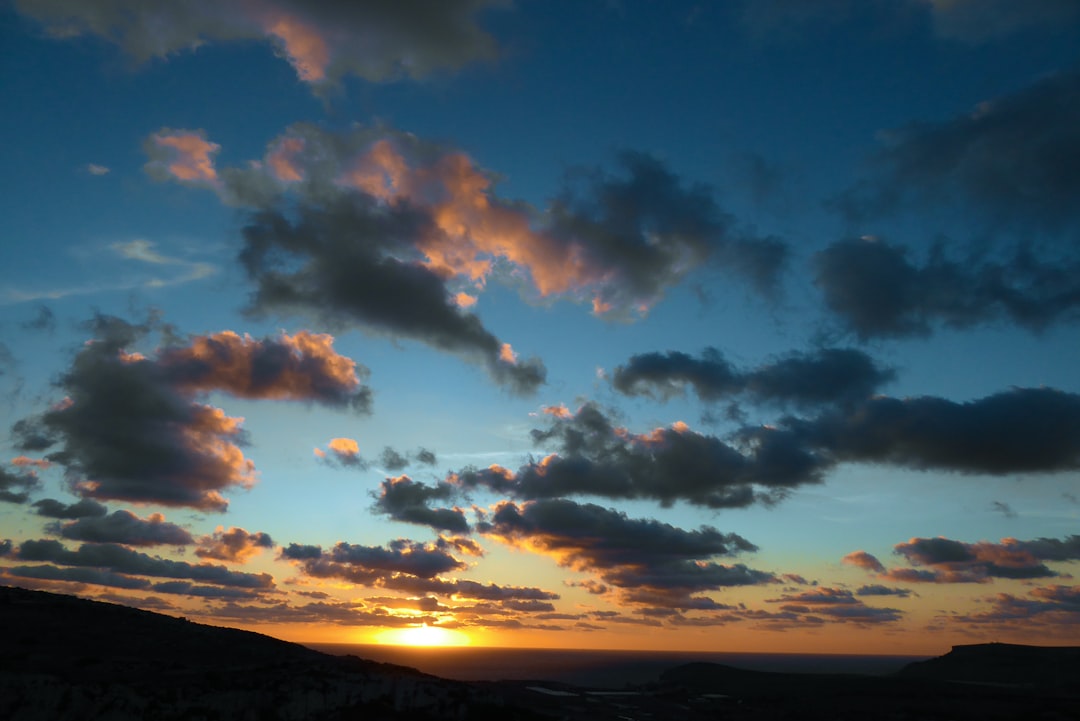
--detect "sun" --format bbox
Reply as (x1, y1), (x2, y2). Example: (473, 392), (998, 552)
(376, 623), (471, 647)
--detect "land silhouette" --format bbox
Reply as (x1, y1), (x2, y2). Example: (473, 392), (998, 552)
(1, 585), (1077, 720)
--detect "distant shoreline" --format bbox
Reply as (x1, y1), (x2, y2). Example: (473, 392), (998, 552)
(306, 642), (931, 686)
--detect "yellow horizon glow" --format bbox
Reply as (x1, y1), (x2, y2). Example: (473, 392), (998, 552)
(374, 623), (472, 647)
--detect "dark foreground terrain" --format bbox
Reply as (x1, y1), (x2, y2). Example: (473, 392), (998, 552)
(2, 586), (1078, 720)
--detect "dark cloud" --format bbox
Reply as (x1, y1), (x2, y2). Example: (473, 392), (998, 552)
(815, 238), (1080, 338)
(4, 564), (152, 590)
(765, 587), (903, 625)
(239, 202), (546, 396)
(848, 534), (1079, 585)
(611, 346), (893, 407)
(453, 403), (827, 509)
(0, 342), (14, 377)
(835, 71), (1080, 233)
(16, 539), (274, 589)
(148, 581), (261, 600)
(415, 448), (438, 466)
(0, 466), (40, 504)
(21, 305), (56, 332)
(13, 0), (504, 85)
(12, 316), (255, 511)
(52, 510), (194, 547)
(855, 584), (914, 598)
(281, 538), (466, 581)
(0, 540), (13, 557)
(373, 476), (469, 533)
(990, 501), (1018, 518)
(547, 151), (787, 308)
(787, 387), (1080, 475)
(158, 330), (372, 412)
(948, 584), (1080, 630)
(478, 498), (773, 608)
(32, 497), (108, 519)
(380, 575), (559, 602)
(380, 447), (410, 471)
(194, 527), (275, 563)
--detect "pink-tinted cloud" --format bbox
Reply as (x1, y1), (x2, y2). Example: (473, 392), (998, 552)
(262, 13), (329, 82)
(314, 437), (365, 467)
(11, 456), (50, 469)
(266, 136), (306, 182)
(842, 550), (886, 573)
(144, 129), (220, 183)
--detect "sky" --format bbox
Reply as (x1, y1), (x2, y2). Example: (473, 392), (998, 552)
(1, 0), (1079, 656)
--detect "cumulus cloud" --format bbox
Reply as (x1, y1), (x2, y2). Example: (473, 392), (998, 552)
(836, 71), (1080, 234)
(786, 387), (1080, 475)
(195, 527), (275, 563)
(281, 538), (466, 582)
(452, 403), (827, 509)
(51, 510), (194, 546)
(373, 476), (469, 533)
(765, 587), (903, 624)
(314, 437), (366, 467)
(477, 498), (773, 608)
(10, 316), (371, 511)
(815, 237), (1080, 338)
(14, 0), (504, 86)
(144, 129), (221, 186)
(31, 497), (108, 519)
(611, 346), (893, 407)
(947, 584), (1080, 633)
(0, 466), (40, 504)
(15, 539), (274, 588)
(11, 317), (255, 511)
(158, 329), (371, 411)
(847, 534), (1080, 585)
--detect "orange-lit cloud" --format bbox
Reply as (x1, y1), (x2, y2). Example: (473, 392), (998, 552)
(263, 13), (330, 82)
(145, 129), (220, 183)
(11, 456), (50, 469)
(196, 526), (275, 563)
(266, 136), (306, 182)
(160, 330), (370, 411)
(454, 292), (478, 308)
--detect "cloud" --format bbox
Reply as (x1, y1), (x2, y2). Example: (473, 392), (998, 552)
(990, 500), (1018, 518)
(194, 125), (781, 390)
(815, 237), (1080, 338)
(110, 239), (218, 290)
(836, 71), (1080, 234)
(21, 305), (56, 332)
(373, 475), (469, 533)
(848, 534), (1080, 584)
(855, 584), (914, 598)
(51, 510), (194, 546)
(452, 403), (827, 508)
(477, 498), (773, 608)
(314, 437), (366, 467)
(11, 317), (371, 512)
(12, 317), (256, 512)
(158, 329), (371, 411)
(786, 387), (1080, 475)
(15, 539), (274, 588)
(31, 497), (108, 519)
(239, 198), (547, 396)
(144, 129), (221, 185)
(85, 163), (110, 175)
(281, 538), (466, 582)
(918, 0), (1080, 42)
(611, 346), (893, 407)
(194, 527), (275, 563)
(14, 0), (504, 86)
(842, 550), (886, 573)
(0, 466), (40, 504)
(765, 587), (903, 624)
(947, 584), (1080, 631)
(4, 564), (152, 590)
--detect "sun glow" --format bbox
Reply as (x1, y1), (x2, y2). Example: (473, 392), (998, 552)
(376, 624), (471, 647)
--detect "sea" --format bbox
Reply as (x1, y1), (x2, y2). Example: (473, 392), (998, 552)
(305, 643), (929, 689)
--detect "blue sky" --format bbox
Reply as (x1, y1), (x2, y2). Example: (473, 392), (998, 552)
(1, 0), (1079, 653)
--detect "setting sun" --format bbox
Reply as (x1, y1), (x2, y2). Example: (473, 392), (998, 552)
(376, 624), (471, 648)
